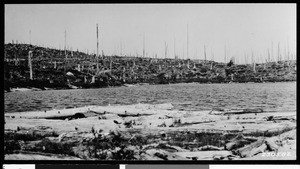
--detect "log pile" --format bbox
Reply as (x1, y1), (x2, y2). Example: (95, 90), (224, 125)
(225, 129), (296, 158)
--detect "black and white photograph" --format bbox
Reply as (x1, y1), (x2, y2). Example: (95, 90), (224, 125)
(4, 4), (296, 161)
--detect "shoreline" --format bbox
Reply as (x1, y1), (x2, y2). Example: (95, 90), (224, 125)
(5, 103), (296, 160)
(5, 81), (297, 93)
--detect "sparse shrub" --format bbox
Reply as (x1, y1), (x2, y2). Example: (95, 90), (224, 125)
(130, 134), (150, 146)
(34, 138), (75, 156)
(85, 129), (140, 160)
(5, 132), (38, 141)
(4, 130), (58, 142)
(111, 146), (136, 160)
(165, 131), (238, 148)
(245, 127), (294, 138)
(4, 140), (21, 154)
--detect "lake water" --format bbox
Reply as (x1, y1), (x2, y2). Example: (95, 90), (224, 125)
(4, 82), (296, 113)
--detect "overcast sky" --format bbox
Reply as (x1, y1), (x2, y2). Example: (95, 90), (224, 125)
(5, 4), (296, 63)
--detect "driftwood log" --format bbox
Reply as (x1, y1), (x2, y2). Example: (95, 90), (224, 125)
(154, 152), (168, 160)
(44, 112), (87, 120)
(117, 113), (152, 117)
(265, 115), (296, 122)
(198, 145), (224, 151)
(235, 137), (282, 158)
(223, 108), (263, 115)
(265, 137), (280, 152)
(235, 138), (265, 157)
(225, 134), (258, 150)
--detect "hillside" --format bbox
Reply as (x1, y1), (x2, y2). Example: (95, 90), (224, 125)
(4, 43), (297, 91)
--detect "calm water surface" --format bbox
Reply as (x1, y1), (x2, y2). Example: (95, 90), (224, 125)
(4, 82), (296, 113)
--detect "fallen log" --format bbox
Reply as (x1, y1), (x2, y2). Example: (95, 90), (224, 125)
(213, 155), (227, 160)
(165, 115), (173, 119)
(175, 151), (232, 160)
(143, 149), (187, 160)
(44, 112), (87, 120)
(143, 143), (188, 153)
(225, 134), (258, 151)
(124, 120), (133, 128)
(198, 145), (224, 151)
(235, 138), (265, 158)
(155, 143), (185, 152)
(265, 115), (296, 122)
(265, 137), (280, 152)
(235, 133), (286, 158)
(113, 120), (122, 124)
(117, 113), (152, 117)
(223, 108), (263, 115)
(174, 120), (215, 127)
(242, 108), (263, 113)
(250, 143), (267, 156)
(154, 152), (168, 160)
(208, 111), (223, 115)
(87, 110), (107, 115)
(5, 150), (82, 160)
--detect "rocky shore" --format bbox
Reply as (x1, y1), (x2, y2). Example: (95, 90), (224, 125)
(4, 103), (296, 160)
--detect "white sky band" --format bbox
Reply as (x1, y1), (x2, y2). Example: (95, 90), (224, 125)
(5, 4), (296, 63)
